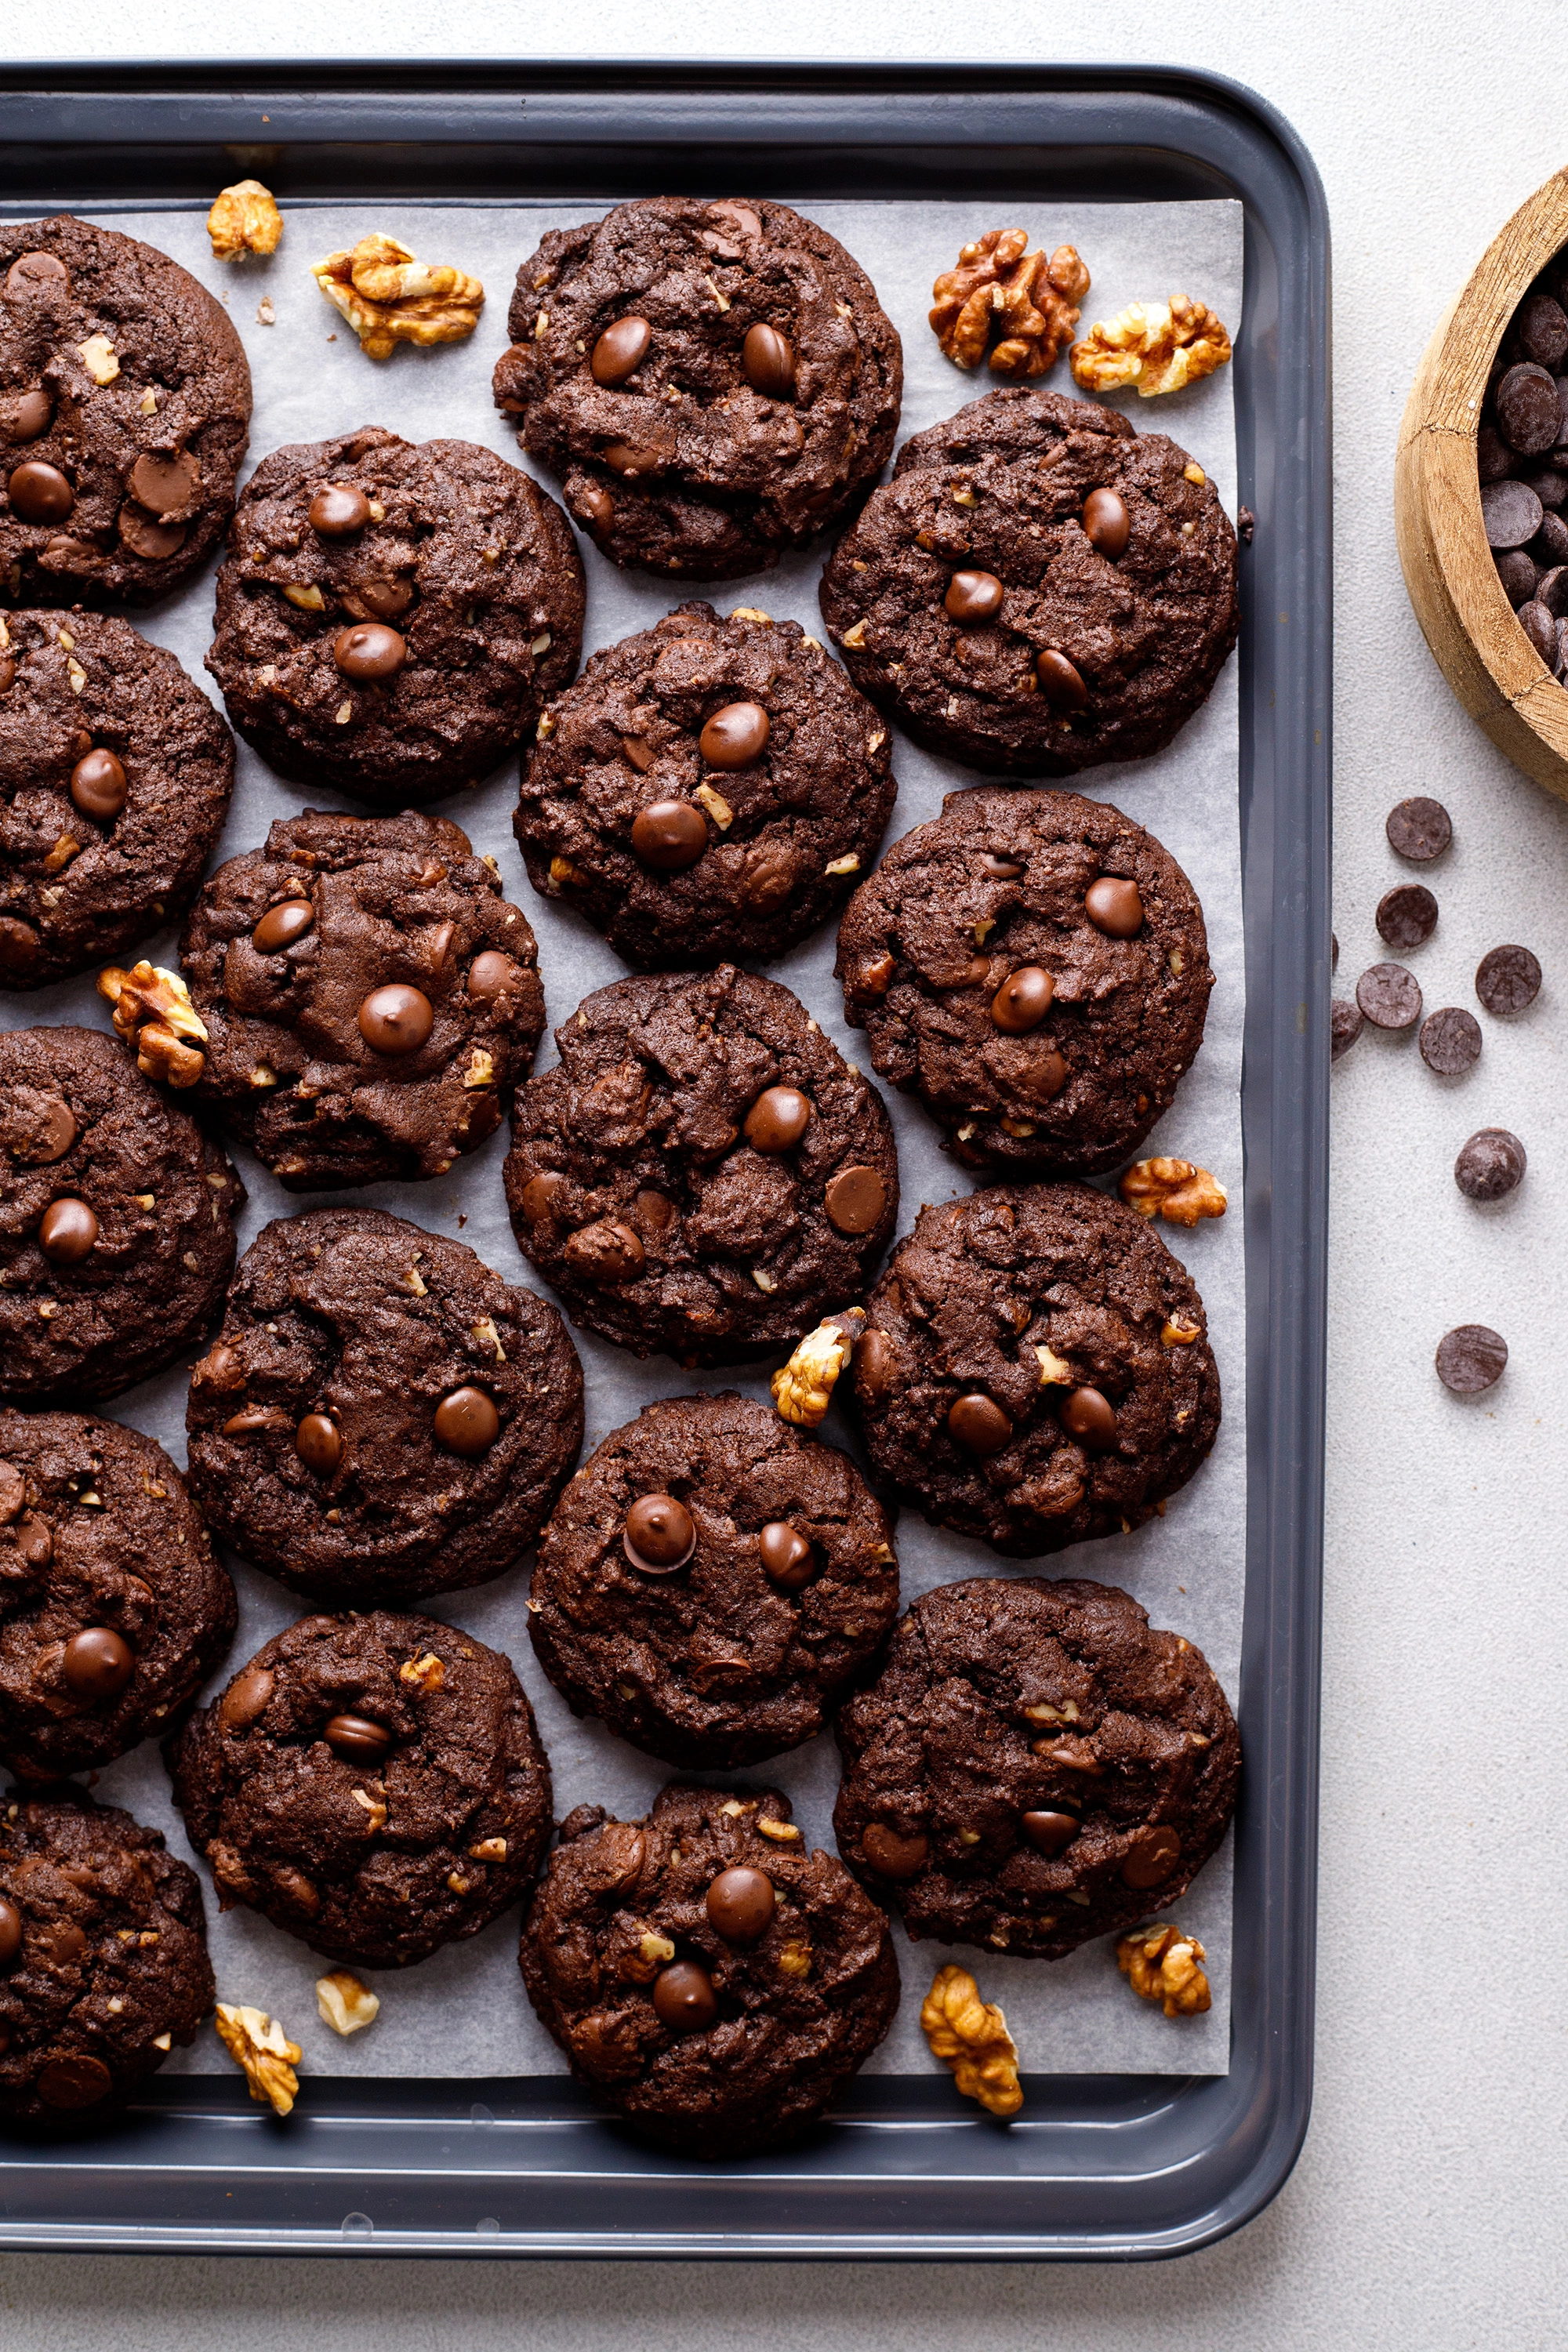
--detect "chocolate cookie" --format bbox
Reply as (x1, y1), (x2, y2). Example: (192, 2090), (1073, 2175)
(205, 426), (585, 804)
(0, 1025), (244, 1407)
(833, 1575), (1240, 1958)
(521, 1782), (898, 2154)
(0, 214), (250, 607)
(506, 965), (898, 1366)
(185, 1207), (583, 1605)
(0, 1786), (214, 2122)
(517, 601), (898, 968)
(179, 808), (547, 1191)
(0, 1409), (234, 1781)
(494, 198), (902, 581)
(529, 1392), (899, 1769)
(819, 386), (1239, 775)
(0, 608), (234, 989)
(169, 1610), (554, 1968)
(853, 1183), (1220, 1558)
(837, 788), (1213, 1174)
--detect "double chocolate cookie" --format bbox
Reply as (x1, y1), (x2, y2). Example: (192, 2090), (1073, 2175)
(185, 1207), (583, 1605)
(819, 387), (1238, 775)
(0, 1410), (234, 1781)
(169, 1611), (554, 1969)
(0, 1787), (214, 2122)
(506, 965), (898, 1366)
(834, 1576), (1240, 1958)
(837, 788), (1213, 1174)
(205, 426), (585, 803)
(528, 1392), (899, 1768)
(179, 809), (547, 1191)
(0, 214), (251, 606)
(0, 1025), (244, 1407)
(517, 602), (898, 968)
(494, 198), (902, 580)
(853, 1184), (1220, 1558)
(0, 609), (234, 989)
(521, 1783), (899, 2155)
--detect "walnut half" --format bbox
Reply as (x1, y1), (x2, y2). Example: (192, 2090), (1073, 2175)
(1116, 1923), (1212, 2017)
(208, 180), (284, 260)
(215, 2002), (301, 2114)
(316, 1970), (380, 2037)
(770, 1308), (866, 1428)
(312, 234), (483, 359)
(1117, 1157), (1228, 1227)
(931, 229), (1091, 379)
(1070, 295), (1232, 398)
(96, 960), (208, 1087)
(920, 1963), (1023, 2117)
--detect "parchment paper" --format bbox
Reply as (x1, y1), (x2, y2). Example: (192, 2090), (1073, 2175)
(0, 193), (1244, 2082)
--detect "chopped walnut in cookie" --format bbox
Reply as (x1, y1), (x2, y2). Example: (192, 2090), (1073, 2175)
(920, 1963), (1023, 2116)
(1071, 296), (1232, 398)
(1118, 1158), (1229, 1227)
(771, 1308), (866, 1428)
(1116, 1922), (1211, 2017)
(931, 230), (1090, 378)
(312, 234), (483, 358)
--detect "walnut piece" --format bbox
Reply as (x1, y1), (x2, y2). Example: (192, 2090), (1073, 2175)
(399, 1650), (445, 1693)
(76, 336), (119, 387)
(1070, 295), (1232, 398)
(208, 180), (284, 260)
(96, 960), (208, 1088)
(771, 1308), (866, 1428)
(316, 1970), (380, 2036)
(931, 229), (1091, 378)
(1117, 1157), (1229, 1227)
(1116, 1922), (1212, 2018)
(920, 1964), (1023, 2117)
(312, 234), (483, 359)
(215, 2002), (301, 2114)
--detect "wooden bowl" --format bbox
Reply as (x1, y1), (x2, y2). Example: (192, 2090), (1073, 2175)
(1396, 166), (1568, 804)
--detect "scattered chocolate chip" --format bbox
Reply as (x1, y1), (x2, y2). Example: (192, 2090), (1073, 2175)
(855, 1328), (894, 1401)
(324, 1712), (392, 1763)
(5, 252), (67, 297)
(1376, 883), (1439, 949)
(1356, 963), (1422, 1030)
(623, 1492), (695, 1573)
(1419, 1007), (1482, 1074)
(434, 1385), (500, 1457)
(1481, 477), (1544, 548)
(944, 568), (1005, 623)
(117, 505), (185, 559)
(824, 1164), (886, 1235)
(1036, 648), (1088, 710)
(590, 316), (652, 387)
(294, 1413), (342, 1474)
(358, 983), (434, 1054)
(0, 387), (52, 444)
(466, 949), (520, 1003)
(7, 458), (73, 523)
(1060, 1385), (1118, 1450)
(38, 1197), (99, 1265)
(990, 965), (1054, 1033)
(562, 1218), (644, 1283)
(218, 1665), (274, 1731)
(334, 622), (407, 682)
(13, 1514), (51, 1570)
(69, 747), (127, 822)
(36, 2054), (112, 2110)
(308, 482), (371, 538)
(1385, 797), (1451, 861)
(1455, 1127), (1526, 1201)
(705, 1866), (775, 1944)
(758, 1521), (817, 1591)
(1084, 876), (1144, 937)
(61, 1626), (134, 1702)
(1021, 1809), (1080, 1856)
(1436, 1323), (1508, 1394)
(1497, 361), (1562, 453)
(947, 1392), (1013, 1455)
(741, 323), (796, 400)
(1475, 943), (1541, 1014)
(252, 899), (314, 954)
(699, 700), (770, 769)
(128, 449), (199, 517)
(1120, 1826), (1182, 1889)
(576, 484), (614, 530)
(518, 1171), (568, 1224)
(652, 1960), (717, 2034)
(742, 1084), (811, 1152)
(355, 577), (413, 619)
(630, 797), (707, 871)
(861, 1824), (928, 1878)
(1082, 485), (1131, 557)
(0, 1897), (20, 1967)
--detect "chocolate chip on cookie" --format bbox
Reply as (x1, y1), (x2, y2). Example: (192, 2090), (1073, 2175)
(505, 964), (898, 1365)
(179, 809), (546, 1190)
(184, 1207), (583, 1605)
(837, 787), (1212, 1176)
(494, 198), (903, 580)
(205, 426), (584, 803)
(852, 1182), (1220, 1557)
(518, 603), (897, 967)
(170, 1610), (553, 1968)
(820, 385), (1238, 775)
(0, 1025), (244, 1407)
(833, 1574), (1240, 1959)
(521, 1781), (898, 2154)
(528, 1391), (899, 1768)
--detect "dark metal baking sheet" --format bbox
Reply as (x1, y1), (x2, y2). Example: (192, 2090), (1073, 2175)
(0, 60), (1330, 2260)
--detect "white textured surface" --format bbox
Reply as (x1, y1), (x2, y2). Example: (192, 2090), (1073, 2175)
(2, 2), (1566, 2344)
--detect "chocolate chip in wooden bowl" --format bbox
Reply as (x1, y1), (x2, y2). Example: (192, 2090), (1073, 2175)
(1385, 797), (1450, 862)
(1330, 999), (1363, 1060)
(1496, 362), (1562, 454)
(1496, 550), (1538, 607)
(1481, 477), (1544, 549)
(1454, 1127), (1526, 1202)
(1526, 466), (1568, 510)
(1478, 423), (1515, 483)
(1518, 597), (1562, 668)
(1516, 292), (1568, 371)
(1435, 1323), (1508, 1396)
(1418, 1006), (1482, 1075)
(1376, 884), (1438, 950)
(1475, 943), (1541, 1016)
(1356, 963), (1422, 1031)
(1534, 561), (1568, 613)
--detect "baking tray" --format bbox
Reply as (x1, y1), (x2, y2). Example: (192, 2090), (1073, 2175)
(0, 60), (1330, 2259)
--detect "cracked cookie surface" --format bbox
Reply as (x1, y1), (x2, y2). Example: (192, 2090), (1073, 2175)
(505, 964), (898, 1366)
(0, 1408), (234, 1781)
(205, 426), (584, 803)
(0, 213), (251, 608)
(836, 787), (1213, 1175)
(0, 608), (234, 989)
(517, 601), (897, 967)
(528, 1391), (899, 1769)
(0, 1024), (245, 1408)
(0, 1785), (215, 2122)
(180, 808), (546, 1191)
(819, 386), (1237, 775)
(184, 1207), (583, 1605)
(170, 1610), (553, 1969)
(521, 1781), (898, 2154)
(833, 1575), (1240, 1959)
(494, 198), (902, 581)
(852, 1182), (1220, 1558)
